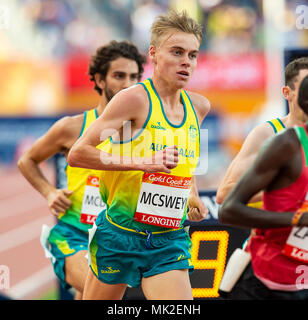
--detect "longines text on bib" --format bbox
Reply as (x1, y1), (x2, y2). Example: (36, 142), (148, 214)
(134, 173), (191, 229)
(283, 226), (308, 263)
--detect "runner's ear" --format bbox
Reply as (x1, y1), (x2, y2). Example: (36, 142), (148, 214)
(282, 86), (291, 101)
(94, 73), (105, 91)
(149, 45), (157, 65)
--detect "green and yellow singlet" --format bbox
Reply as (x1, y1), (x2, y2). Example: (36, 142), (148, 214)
(97, 78), (200, 233)
(58, 108), (106, 232)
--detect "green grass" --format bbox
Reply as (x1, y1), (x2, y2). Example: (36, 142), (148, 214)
(38, 288), (59, 300)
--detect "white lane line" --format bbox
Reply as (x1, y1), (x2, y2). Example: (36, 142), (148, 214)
(0, 217), (54, 253)
(5, 265), (57, 300)
(0, 192), (47, 219)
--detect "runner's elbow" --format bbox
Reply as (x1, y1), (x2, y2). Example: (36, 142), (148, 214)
(216, 182), (236, 205)
(216, 186), (228, 205)
(67, 146), (81, 168)
(17, 153), (30, 173)
(17, 156), (25, 172)
(216, 190), (224, 205)
(218, 199), (238, 225)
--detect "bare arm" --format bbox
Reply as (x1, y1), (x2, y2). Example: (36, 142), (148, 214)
(68, 86), (178, 173)
(216, 123), (274, 204)
(188, 91), (211, 126)
(219, 129), (308, 228)
(18, 116), (79, 215)
(186, 92), (211, 221)
(188, 175), (208, 221)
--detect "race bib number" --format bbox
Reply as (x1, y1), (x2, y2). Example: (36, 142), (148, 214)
(80, 175), (106, 225)
(134, 173), (191, 229)
(282, 227), (308, 264)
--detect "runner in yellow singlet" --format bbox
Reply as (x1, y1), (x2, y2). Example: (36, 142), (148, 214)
(217, 57), (308, 207)
(68, 10), (210, 300)
(18, 41), (146, 299)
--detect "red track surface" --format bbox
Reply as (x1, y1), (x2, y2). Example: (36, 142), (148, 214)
(0, 165), (58, 300)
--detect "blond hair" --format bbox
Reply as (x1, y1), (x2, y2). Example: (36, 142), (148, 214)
(150, 10), (203, 47)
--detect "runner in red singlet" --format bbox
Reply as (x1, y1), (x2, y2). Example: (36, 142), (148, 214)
(219, 74), (308, 300)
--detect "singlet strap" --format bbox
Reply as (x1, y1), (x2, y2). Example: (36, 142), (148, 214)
(294, 125), (308, 166)
(267, 118), (285, 133)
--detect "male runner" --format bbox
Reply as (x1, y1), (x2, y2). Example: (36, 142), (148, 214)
(68, 10), (210, 300)
(18, 41), (146, 299)
(217, 57), (308, 299)
(218, 74), (308, 300)
(217, 57), (308, 207)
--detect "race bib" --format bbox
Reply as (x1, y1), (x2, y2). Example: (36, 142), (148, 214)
(282, 227), (308, 264)
(134, 173), (191, 229)
(80, 175), (106, 225)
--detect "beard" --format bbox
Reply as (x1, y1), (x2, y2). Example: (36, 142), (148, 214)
(104, 84), (117, 102)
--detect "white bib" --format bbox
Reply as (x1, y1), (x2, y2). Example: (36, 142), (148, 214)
(283, 227), (308, 264)
(80, 175), (106, 225)
(134, 173), (191, 229)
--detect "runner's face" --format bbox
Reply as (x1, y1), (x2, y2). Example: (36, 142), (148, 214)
(292, 69), (308, 107)
(289, 69), (308, 120)
(150, 31), (200, 89)
(101, 57), (140, 101)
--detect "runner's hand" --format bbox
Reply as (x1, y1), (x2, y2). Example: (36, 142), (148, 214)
(47, 189), (73, 216)
(143, 145), (179, 173)
(187, 195), (208, 222)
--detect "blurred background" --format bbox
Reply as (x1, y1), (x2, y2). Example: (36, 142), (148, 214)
(0, 0), (307, 300)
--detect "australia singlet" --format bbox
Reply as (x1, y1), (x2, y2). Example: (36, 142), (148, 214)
(58, 108), (106, 232)
(96, 78), (200, 233)
(248, 124), (308, 289)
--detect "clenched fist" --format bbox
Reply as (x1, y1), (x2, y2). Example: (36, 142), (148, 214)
(47, 189), (73, 216)
(187, 195), (208, 222)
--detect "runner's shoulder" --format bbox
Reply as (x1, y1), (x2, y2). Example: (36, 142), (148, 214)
(50, 113), (85, 142)
(186, 91), (210, 114)
(247, 121), (280, 144)
(274, 126), (301, 152)
(185, 91), (210, 124)
(260, 125), (300, 160)
(234, 121), (281, 157)
(110, 84), (151, 116)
